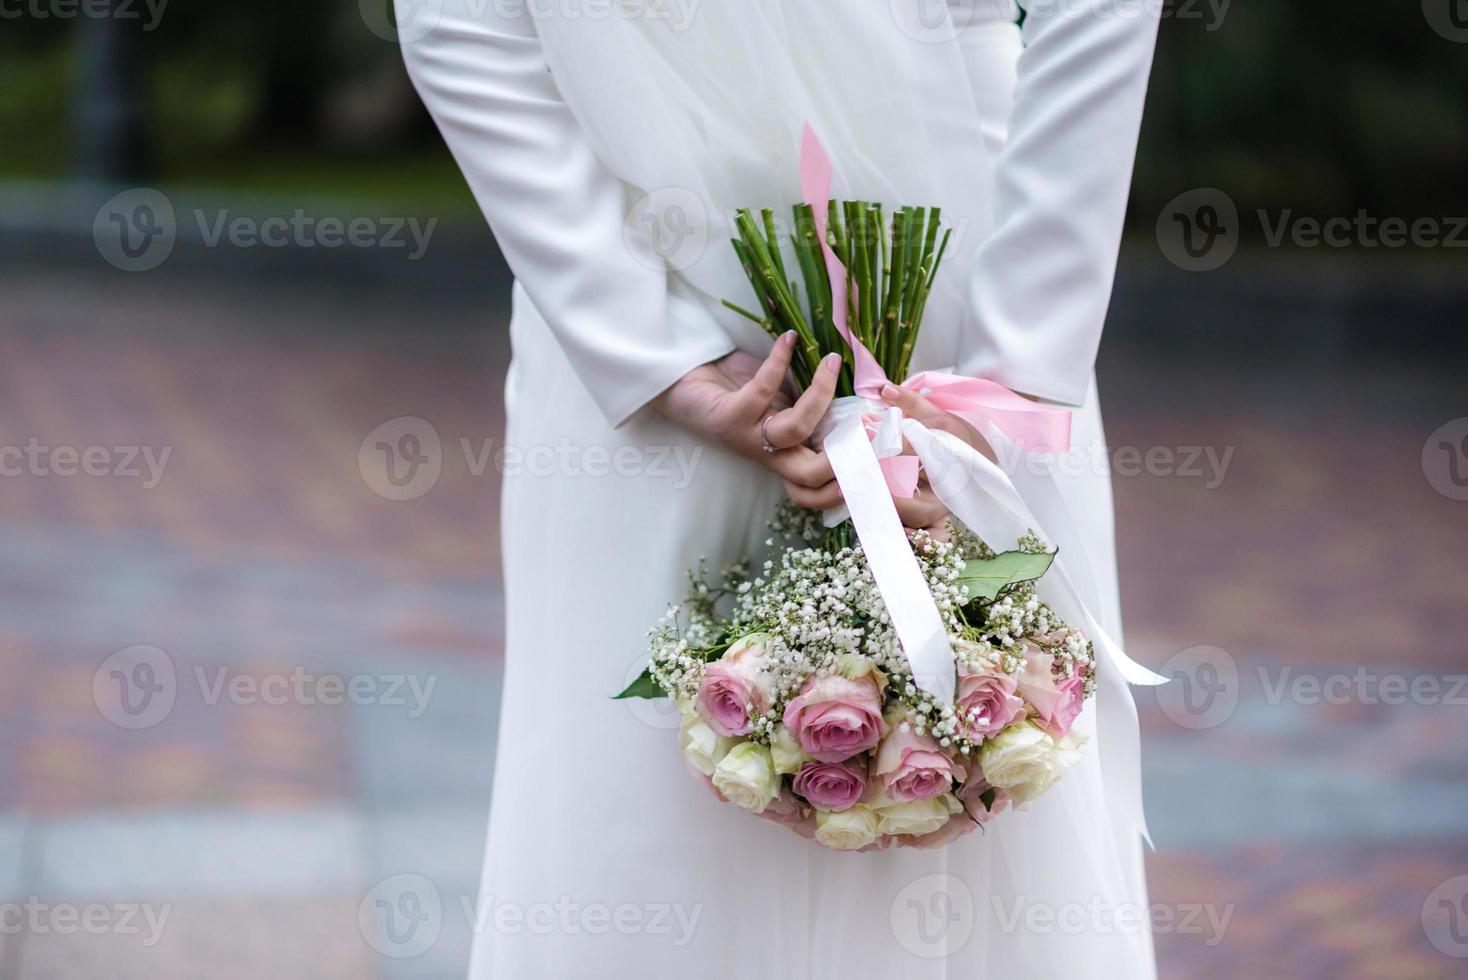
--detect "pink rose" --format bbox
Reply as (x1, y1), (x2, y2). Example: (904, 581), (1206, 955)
(757, 788), (816, 839)
(793, 759), (869, 812)
(1016, 645), (1085, 738)
(956, 661), (1026, 741)
(1045, 676), (1086, 737)
(695, 635), (773, 737)
(956, 775), (1010, 826)
(874, 720), (962, 802)
(782, 672), (887, 763)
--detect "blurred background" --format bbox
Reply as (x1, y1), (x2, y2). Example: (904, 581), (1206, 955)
(1, 2), (1466, 978)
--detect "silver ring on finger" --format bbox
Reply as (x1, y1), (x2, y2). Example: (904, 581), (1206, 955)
(760, 415), (778, 454)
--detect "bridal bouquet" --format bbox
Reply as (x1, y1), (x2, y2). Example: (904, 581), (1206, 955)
(616, 198), (1096, 851)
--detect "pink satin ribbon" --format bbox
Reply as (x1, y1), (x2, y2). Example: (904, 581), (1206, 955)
(902, 371), (1072, 456)
(801, 124), (887, 397)
(876, 451), (921, 499)
(799, 125), (1072, 498)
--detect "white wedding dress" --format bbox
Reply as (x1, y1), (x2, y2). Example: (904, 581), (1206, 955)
(399, 1), (1162, 976)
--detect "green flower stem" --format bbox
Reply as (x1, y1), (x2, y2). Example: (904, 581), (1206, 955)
(731, 238), (779, 327)
(880, 208), (904, 372)
(761, 208), (788, 286)
(898, 223), (951, 381)
(827, 200), (847, 260)
(853, 203), (875, 350)
(733, 236), (812, 388)
(790, 205), (830, 352)
(721, 298), (772, 332)
(862, 206), (877, 349)
(734, 210), (820, 377)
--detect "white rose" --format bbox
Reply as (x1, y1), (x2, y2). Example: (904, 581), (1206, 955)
(981, 723), (1088, 806)
(873, 793), (962, 838)
(680, 715), (734, 776)
(978, 721), (1054, 791)
(1007, 733), (1087, 806)
(814, 805), (881, 851)
(711, 741), (781, 813)
(769, 723), (810, 776)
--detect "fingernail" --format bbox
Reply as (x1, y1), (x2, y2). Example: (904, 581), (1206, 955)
(782, 331), (797, 347)
(822, 353), (842, 373)
(881, 383), (900, 401)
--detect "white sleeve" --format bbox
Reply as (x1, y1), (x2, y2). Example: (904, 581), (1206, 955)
(396, 1), (735, 426)
(957, 0), (1161, 406)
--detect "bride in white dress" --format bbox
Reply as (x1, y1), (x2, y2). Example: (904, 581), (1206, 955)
(398, 1), (1161, 975)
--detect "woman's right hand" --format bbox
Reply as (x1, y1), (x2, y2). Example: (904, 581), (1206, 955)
(652, 331), (845, 511)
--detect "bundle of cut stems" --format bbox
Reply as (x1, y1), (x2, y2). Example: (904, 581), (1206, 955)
(723, 200), (952, 396)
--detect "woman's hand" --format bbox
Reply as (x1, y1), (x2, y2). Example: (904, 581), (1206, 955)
(654, 341), (1004, 529)
(878, 381), (999, 538)
(879, 382), (997, 464)
(653, 331), (845, 510)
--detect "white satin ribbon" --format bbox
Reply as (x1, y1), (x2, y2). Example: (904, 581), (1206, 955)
(903, 422), (1168, 689)
(821, 400), (958, 706)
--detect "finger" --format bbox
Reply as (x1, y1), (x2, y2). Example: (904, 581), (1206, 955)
(737, 331), (798, 414)
(768, 446), (834, 489)
(784, 478), (844, 512)
(894, 490), (948, 530)
(881, 382), (994, 461)
(764, 352), (842, 449)
(878, 382), (948, 425)
(881, 383), (959, 445)
(920, 524), (954, 544)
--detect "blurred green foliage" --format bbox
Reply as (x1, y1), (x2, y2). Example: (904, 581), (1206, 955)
(1, 1), (1464, 230)
(0, 1), (476, 214)
(1133, 4), (1468, 225)
(0, 32), (72, 174)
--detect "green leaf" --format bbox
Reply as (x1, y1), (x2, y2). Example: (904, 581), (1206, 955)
(957, 550), (1056, 602)
(612, 668), (667, 701)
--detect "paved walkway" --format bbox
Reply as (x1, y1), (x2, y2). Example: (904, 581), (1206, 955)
(0, 260), (1464, 978)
